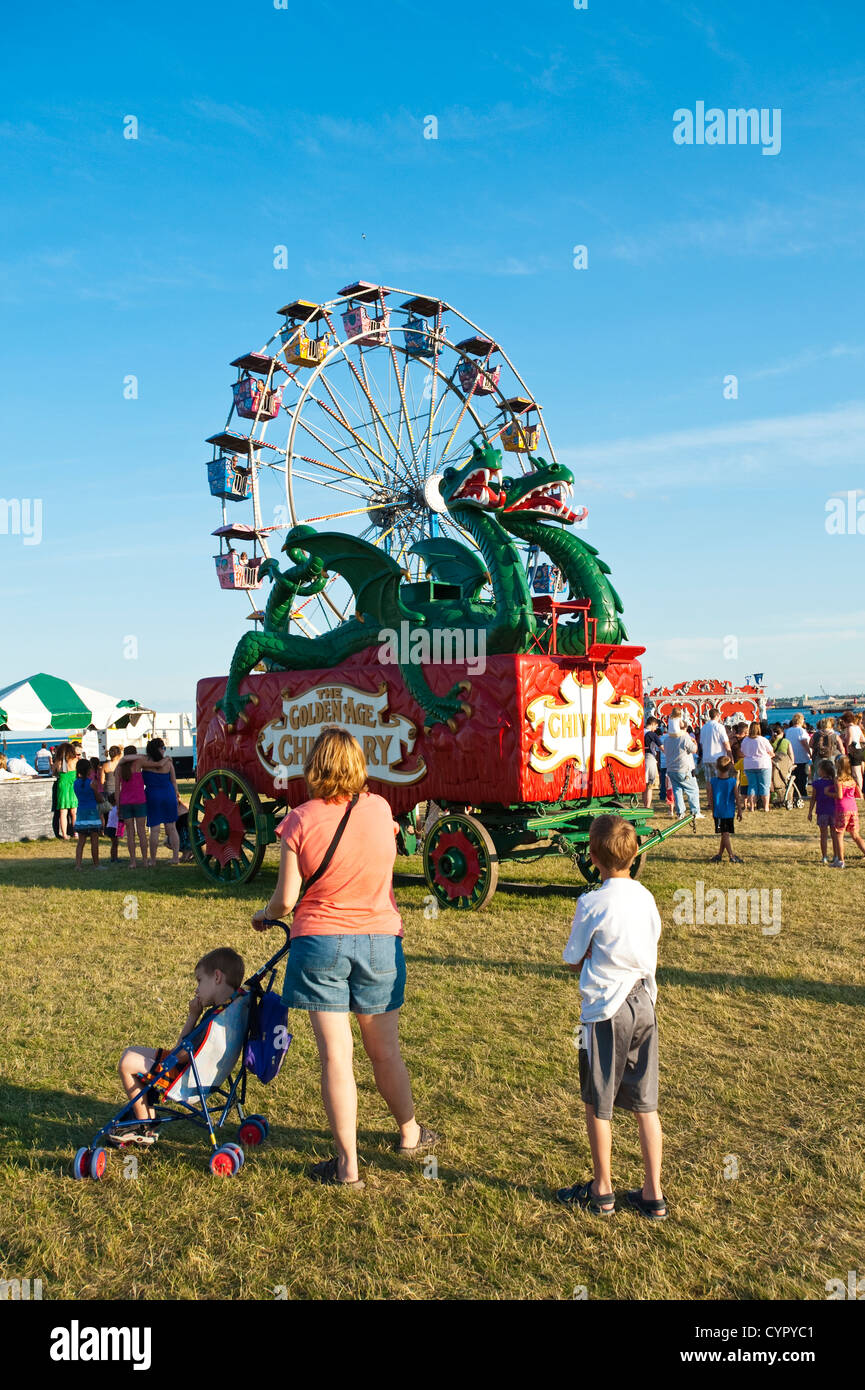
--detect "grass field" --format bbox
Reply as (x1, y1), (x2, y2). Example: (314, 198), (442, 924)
(1, 790), (863, 1301)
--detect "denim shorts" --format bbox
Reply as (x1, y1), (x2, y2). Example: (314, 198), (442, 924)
(282, 933), (406, 1015)
(746, 768), (771, 798)
(118, 802), (147, 820)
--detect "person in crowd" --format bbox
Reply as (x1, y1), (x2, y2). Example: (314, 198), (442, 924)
(643, 716), (663, 809)
(558, 815), (666, 1219)
(7, 751), (38, 776)
(175, 797), (194, 863)
(708, 756), (743, 863)
(117, 739), (182, 867)
(811, 718), (844, 767)
(34, 742), (53, 776)
(840, 711), (865, 791)
(662, 719), (702, 821)
(699, 707), (731, 818)
(808, 758), (838, 865)
(828, 755), (865, 869)
(116, 745), (149, 868)
(252, 727), (436, 1187)
(770, 726), (794, 804)
(53, 742), (78, 840)
(105, 802), (121, 863)
(110, 947), (245, 1146)
(0, 754), (18, 781)
(741, 721), (774, 813)
(101, 745), (123, 806)
(784, 713), (811, 800)
(73, 757), (102, 868)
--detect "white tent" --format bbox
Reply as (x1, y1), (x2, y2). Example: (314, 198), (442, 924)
(0, 673), (149, 732)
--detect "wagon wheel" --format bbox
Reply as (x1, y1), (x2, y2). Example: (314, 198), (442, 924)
(190, 768), (269, 886)
(576, 837), (645, 886)
(423, 812), (499, 910)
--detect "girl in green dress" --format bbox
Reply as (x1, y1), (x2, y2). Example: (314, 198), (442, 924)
(54, 742), (78, 840)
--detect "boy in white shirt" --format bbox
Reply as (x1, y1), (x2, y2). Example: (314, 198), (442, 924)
(557, 815), (667, 1219)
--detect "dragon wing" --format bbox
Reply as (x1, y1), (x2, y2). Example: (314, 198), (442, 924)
(409, 537), (489, 601)
(298, 531), (425, 625)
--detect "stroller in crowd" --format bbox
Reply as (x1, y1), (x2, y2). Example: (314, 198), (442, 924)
(73, 922), (292, 1180)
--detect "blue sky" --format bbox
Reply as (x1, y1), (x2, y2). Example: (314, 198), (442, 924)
(2, 0), (865, 709)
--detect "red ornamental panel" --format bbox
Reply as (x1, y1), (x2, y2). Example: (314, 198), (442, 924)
(196, 652), (646, 815)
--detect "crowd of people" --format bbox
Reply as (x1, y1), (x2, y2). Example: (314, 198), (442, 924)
(22, 739), (195, 869)
(641, 705), (865, 867)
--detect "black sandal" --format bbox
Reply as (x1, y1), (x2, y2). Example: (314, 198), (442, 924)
(397, 1123), (439, 1156)
(556, 1179), (615, 1215)
(624, 1188), (667, 1219)
(308, 1156), (365, 1189)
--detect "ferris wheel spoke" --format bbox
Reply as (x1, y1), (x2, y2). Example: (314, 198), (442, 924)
(313, 368), (388, 482)
(388, 344), (423, 484)
(356, 350), (389, 467)
(297, 503), (381, 526)
(291, 438), (383, 491)
(303, 383), (389, 485)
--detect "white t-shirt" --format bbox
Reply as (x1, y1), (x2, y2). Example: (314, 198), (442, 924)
(741, 736), (773, 769)
(7, 756), (36, 776)
(784, 725), (811, 764)
(563, 877), (662, 1023)
(700, 719), (730, 763)
(34, 749), (52, 771)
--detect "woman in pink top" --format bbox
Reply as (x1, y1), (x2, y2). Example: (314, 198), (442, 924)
(252, 728), (437, 1188)
(116, 744), (149, 868)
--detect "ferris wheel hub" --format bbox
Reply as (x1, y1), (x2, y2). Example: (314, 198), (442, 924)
(423, 473), (447, 515)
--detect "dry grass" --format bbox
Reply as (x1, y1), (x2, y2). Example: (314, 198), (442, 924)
(1, 790), (863, 1300)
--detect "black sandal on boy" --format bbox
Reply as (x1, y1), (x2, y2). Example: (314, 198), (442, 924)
(556, 1179), (615, 1215)
(624, 1188), (667, 1219)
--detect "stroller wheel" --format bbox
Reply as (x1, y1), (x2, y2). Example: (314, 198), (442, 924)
(210, 1144), (241, 1177)
(223, 1142), (245, 1169)
(89, 1148), (108, 1181)
(238, 1115), (268, 1146)
(72, 1146), (91, 1180)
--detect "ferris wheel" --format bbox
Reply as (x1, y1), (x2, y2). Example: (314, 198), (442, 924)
(205, 282), (559, 634)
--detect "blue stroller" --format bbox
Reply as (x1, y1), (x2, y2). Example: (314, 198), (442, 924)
(73, 921), (292, 1180)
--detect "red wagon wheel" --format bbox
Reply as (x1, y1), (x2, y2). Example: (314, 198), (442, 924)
(189, 768), (268, 886)
(423, 812), (499, 911)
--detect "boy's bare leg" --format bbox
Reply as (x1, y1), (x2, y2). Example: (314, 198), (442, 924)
(720, 831), (733, 858)
(119, 1047), (158, 1122)
(584, 1102), (613, 1195)
(637, 1111), (663, 1200)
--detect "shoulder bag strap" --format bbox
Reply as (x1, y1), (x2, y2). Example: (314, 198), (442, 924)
(297, 793), (359, 903)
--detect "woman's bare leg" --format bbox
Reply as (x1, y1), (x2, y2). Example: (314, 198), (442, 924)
(356, 1009), (420, 1148)
(166, 823), (180, 863)
(308, 1011), (359, 1182)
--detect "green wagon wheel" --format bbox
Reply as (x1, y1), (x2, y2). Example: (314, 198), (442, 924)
(189, 768), (268, 886)
(423, 812), (499, 911)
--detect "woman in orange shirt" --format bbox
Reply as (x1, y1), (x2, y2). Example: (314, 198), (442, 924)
(252, 727), (437, 1187)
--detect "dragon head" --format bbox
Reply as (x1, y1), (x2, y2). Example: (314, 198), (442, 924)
(500, 455), (586, 525)
(438, 440), (506, 512)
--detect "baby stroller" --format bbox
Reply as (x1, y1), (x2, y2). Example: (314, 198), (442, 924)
(73, 921), (291, 1180)
(771, 760), (805, 809)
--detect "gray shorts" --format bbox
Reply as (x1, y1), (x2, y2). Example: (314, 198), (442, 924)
(702, 760), (717, 783)
(579, 981), (658, 1119)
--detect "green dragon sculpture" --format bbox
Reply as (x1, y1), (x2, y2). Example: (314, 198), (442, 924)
(499, 455), (627, 650)
(216, 442), (536, 732)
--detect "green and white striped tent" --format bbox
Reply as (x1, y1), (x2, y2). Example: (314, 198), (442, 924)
(0, 674), (144, 732)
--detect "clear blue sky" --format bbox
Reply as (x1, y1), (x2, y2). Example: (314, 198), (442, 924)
(2, 0), (864, 708)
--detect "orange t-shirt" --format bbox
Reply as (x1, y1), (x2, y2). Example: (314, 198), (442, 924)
(277, 792), (403, 937)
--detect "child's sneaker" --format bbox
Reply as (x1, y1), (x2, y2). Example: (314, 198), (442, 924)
(821, 856), (831, 864)
(107, 1123), (159, 1148)
(832, 858), (845, 869)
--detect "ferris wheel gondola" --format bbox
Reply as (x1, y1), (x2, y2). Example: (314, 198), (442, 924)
(204, 282), (564, 635)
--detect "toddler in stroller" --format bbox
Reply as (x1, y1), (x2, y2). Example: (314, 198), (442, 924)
(73, 923), (292, 1180)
